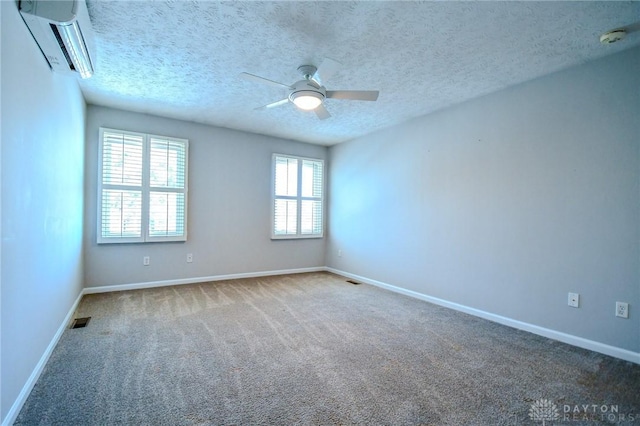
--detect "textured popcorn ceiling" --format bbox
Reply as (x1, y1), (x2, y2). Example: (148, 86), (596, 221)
(80, 1), (640, 145)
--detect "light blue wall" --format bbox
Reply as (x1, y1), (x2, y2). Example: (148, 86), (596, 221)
(1, 2), (86, 423)
(327, 47), (640, 353)
(83, 106), (328, 288)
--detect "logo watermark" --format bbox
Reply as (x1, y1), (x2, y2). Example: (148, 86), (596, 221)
(529, 399), (559, 425)
(562, 404), (635, 423)
(528, 399), (637, 424)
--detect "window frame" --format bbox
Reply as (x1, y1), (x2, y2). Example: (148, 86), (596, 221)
(271, 153), (325, 240)
(97, 127), (189, 244)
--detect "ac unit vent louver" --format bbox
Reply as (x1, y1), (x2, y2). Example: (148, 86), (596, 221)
(49, 24), (76, 71)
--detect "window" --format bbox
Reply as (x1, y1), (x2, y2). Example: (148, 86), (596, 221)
(98, 128), (188, 243)
(272, 154), (324, 239)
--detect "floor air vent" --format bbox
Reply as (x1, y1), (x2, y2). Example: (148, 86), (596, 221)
(346, 280), (361, 285)
(71, 317), (91, 329)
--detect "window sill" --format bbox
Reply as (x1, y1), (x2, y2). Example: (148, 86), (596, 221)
(271, 234), (324, 240)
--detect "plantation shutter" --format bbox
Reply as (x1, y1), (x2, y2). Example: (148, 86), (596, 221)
(274, 156), (298, 236)
(98, 128), (188, 243)
(99, 130), (144, 242)
(300, 159), (323, 235)
(272, 154), (324, 239)
(148, 137), (187, 239)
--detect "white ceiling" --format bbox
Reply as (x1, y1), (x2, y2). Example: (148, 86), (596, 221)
(80, 1), (640, 146)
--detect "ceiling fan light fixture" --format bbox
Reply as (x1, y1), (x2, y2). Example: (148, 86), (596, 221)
(290, 91), (324, 110)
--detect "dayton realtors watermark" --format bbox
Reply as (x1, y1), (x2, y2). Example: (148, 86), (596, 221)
(529, 399), (637, 424)
(562, 404), (635, 423)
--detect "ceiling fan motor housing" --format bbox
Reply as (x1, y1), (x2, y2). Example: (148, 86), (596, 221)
(289, 80), (326, 109)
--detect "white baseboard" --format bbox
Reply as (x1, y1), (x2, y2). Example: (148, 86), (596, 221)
(2, 291), (84, 426)
(83, 266), (326, 294)
(326, 267), (640, 365)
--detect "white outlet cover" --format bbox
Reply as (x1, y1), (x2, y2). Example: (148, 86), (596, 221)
(615, 302), (629, 318)
(568, 292), (579, 308)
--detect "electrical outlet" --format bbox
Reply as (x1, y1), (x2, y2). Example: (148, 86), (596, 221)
(338, 249), (342, 257)
(186, 253), (193, 263)
(143, 256), (150, 266)
(568, 292), (579, 308)
(615, 302), (629, 318)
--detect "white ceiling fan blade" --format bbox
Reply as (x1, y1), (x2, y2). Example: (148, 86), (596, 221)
(326, 90), (379, 101)
(312, 58), (341, 86)
(240, 72), (293, 90)
(314, 103), (331, 120)
(255, 99), (289, 110)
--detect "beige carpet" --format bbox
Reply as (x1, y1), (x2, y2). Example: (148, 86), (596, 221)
(15, 272), (640, 425)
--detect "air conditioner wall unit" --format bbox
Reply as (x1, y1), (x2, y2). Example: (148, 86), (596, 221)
(19, 0), (95, 79)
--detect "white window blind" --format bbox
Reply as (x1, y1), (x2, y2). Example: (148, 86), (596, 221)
(98, 128), (188, 243)
(272, 154), (324, 239)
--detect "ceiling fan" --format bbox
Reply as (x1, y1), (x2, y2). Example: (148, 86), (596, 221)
(240, 58), (379, 120)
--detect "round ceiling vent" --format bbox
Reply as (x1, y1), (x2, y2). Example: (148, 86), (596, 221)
(600, 30), (626, 44)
